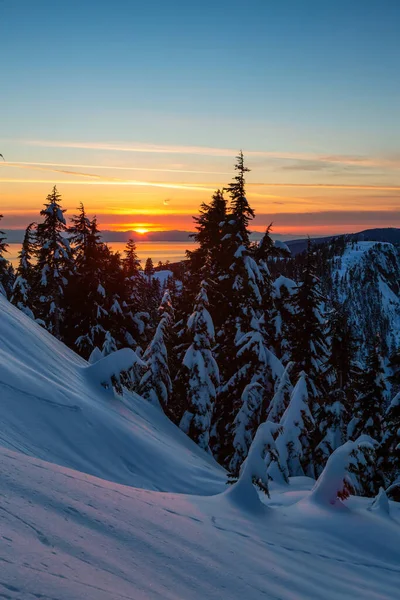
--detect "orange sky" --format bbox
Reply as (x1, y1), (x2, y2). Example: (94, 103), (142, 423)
(1, 140), (399, 237)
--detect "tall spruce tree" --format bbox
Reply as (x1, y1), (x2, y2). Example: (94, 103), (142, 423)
(66, 213), (110, 357)
(0, 214), (10, 297)
(349, 339), (387, 442)
(11, 222), (37, 317)
(179, 282), (219, 451)
(35, 186), (72, 338)
(380, 393), (400, 487)
(122, 239), (148, 350)
(139, 290), (174, 408)
(289, 239), (328, 387)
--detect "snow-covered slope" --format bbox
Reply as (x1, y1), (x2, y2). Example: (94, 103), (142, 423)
(1, 447), (399, 600)
(0, 295), (224, 494)
(331, 241), (400, 354)
(1, 294), (400, 599)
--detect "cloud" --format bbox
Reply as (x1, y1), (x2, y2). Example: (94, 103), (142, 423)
(3, 160), (231, 176)
(7, 139), (400, 170)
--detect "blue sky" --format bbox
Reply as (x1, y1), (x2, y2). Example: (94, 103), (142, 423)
(1, 0), (399, 234)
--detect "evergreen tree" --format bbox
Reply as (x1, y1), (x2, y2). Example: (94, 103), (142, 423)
(11, 222), (37, 317)
(35, 186), (72, 338)
(122, 239), (149, 350)
(122, 238), (141, 276)
(214, 316), (284, 466)
(139, 291), (174, 408)
(229, 382), (265, 475)
(68, 202), (91, 267)
(267, 361), (294, 423)
(349, 339), (387, 442)
(380, 393), (400, 487)
(269, 372), (315, 480)
(224, 150), (253, 248)
(66, 214), (110, 357)
(144, 257), (154, 282)
(289, 240), (328, 387)
(179, 282), (219, 451)
(0, 214), (10, 297)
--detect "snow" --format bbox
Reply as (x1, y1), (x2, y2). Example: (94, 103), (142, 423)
(1, 294), (400, 599)
(0, 295), (224, 494)
(1, 447), (400, 600)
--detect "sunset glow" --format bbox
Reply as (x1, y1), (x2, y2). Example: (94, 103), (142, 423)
(1, 2), (399, 237)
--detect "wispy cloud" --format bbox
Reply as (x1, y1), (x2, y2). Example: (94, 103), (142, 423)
(4, 160), (231, 176)
(8, 139), (400, 170)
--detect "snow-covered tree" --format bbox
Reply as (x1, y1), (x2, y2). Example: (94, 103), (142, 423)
(179, 282), (219, 451)
(227, 421), (281, 509)
(309, 436), (376, 506)
(215, 315), (284, 466)
(0, 214), (12, 297)
(379, 392), (400, 487)
(11, 222), (37, 317)
(229, 382), (265, 475)
(267, 361), (294, 423)
(139, 292), (174, 408)
(314, 389), (348, 475)
(66, 214), (110, 357)
(35, 186), (72, 338)
(289, 240), (328, 386)
(269, 371), (315, 481)
(349, 340), (387, 442)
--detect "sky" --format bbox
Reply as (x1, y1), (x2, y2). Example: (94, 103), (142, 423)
(1, 0), (399, 237)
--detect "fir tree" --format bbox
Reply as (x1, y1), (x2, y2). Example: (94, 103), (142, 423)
(144, 257), (154, 282)
(11, 222), (37, 317)
(379, 392), (400, 487)
(35, 186), (72, 338)
(0, 214), (10, 297)
(179, 282), (219, 451)
(267, 361), (294, 423)
(269, 372), (315, 481)
(122, 238), (141, 276)
(349, 339), (387, 442)
(224, 150), (253, 247)
(66, 214), (110, 357)
(215, 316), (284, 467)
(289, 240), (328, 387)
(122, 239), (148, 350)
(229, 382), (265, 475)
(139, 291), (174, 408)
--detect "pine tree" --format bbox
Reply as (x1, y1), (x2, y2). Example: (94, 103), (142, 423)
(35, 186), (72, 338)
(139, 291), (174, 408)
(0, 214), (10, 297)
(11, 222), (37, 317)
(229, 382), (265, 475)
(266, 361), (294, 423)
(186, 189), (227, 284)
(144, 257), (154, 282)
(66, 214), (110, 357)
(68, 203), (91, 267)
(122, 239), (148, 350)
(122, 238), (141, 276)
(349, 339), (387, 442)
(179, 282), (219, 451)
(289, 240), (328, 388)
(379, 392), (400, 487)
(224, 150), (253, 247)
(268, 372), (315, 481)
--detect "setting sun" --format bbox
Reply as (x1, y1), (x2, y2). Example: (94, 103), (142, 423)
(133, 227), (149, 235)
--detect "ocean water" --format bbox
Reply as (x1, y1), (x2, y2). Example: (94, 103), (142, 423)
(6, 241), (198, 268)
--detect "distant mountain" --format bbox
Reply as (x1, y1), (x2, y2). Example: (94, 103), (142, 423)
(286, 228), (400, 256)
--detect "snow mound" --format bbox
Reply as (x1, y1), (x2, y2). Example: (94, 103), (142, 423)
(0, 295), (224, 493)
(1, 447), (399, 600)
